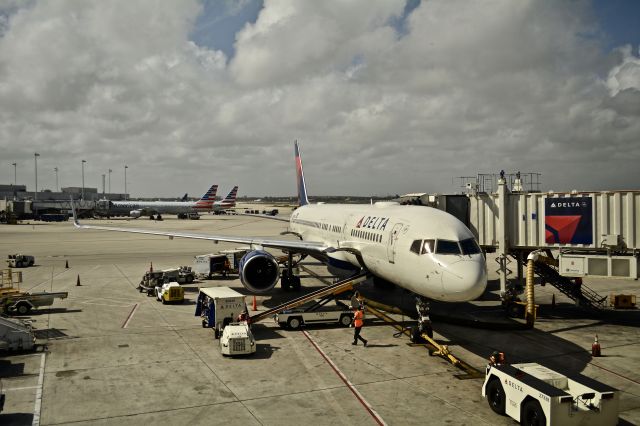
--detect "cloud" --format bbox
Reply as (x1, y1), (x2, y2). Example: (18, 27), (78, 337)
(0, 0), (638, 196)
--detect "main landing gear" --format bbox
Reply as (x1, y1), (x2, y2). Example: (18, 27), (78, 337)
(410, 297), (433, 343)
(280, 252), (301, 291)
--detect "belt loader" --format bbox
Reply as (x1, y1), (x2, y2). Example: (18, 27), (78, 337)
(0, 315), (36, 351)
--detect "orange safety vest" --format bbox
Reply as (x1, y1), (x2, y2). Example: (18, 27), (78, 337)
(353, 310), (364, 328)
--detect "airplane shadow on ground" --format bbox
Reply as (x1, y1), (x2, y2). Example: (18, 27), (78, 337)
(351, 279), (640, 376)
(226, 275), (638, 377)
(29, 308), (83, 315)
(0, 413), (34, 425)
(33, 328), (70, 340)
(0, 360), (25, 378)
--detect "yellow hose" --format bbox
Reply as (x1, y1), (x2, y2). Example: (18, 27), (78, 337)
(526, 259), (536, 327)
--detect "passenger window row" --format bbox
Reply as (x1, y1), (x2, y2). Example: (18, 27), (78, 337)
(351, 229), (383, 243)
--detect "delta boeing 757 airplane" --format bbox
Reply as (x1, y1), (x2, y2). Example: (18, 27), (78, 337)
(73, 142), (487, 306)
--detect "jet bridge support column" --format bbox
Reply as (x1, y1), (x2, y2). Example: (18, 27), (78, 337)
(497, 173), (509, 299)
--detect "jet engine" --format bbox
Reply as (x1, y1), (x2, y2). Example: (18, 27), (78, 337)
(129, 210), (142, 218)
(238, 250), (280, 294)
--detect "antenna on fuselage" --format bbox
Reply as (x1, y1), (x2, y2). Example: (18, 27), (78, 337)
(294, 140), (309, 206)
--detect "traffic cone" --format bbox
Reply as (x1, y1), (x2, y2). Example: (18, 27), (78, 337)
(65, 260), (69, 269)
(591, 334), (601, 357)
(551, 294), (556, 308)
(76, 274), (81, 287)
(252, 295), (257, 311)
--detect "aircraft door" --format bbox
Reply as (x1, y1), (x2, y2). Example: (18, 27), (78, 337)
(386, 223), (403, 263)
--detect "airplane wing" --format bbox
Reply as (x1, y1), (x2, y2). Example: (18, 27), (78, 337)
(71, 203), (328, 257)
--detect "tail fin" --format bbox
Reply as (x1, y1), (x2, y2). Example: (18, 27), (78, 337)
(199, 185), (218, 201)
(181, 193), (188, 201)
(294, 140), (309, 206)
(221, 186), (238, 206)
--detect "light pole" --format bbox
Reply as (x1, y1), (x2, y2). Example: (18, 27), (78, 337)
(11, 162), (16, 185)
(34, 153), (40, 201)
(124, 165), (128, 200)
(101, 174), (105, 196)
(108, 168), (112, 195)
(54, 167), (59, 192)
(81, 160), (86, 200)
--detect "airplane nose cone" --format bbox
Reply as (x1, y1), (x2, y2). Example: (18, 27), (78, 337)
(442, 258), (487, 301)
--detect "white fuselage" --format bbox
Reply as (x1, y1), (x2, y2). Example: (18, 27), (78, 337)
(290, 203), (487, 302)
(111, 200), (212, 215)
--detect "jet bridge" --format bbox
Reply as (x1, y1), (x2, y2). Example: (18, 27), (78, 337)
(423, 180), (640, 303)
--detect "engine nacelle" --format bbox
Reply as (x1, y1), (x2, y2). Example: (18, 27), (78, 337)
(129, 210), (142, 218)
(238, 250), (280, 294)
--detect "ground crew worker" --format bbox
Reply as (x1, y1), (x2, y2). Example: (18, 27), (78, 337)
(352, 306), (367, 346)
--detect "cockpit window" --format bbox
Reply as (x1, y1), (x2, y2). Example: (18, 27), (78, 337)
(422, 239), (435, 254)
(435, 239), (461, 255)
(460, 238), (481, 255)
(410, 240), (422, 254)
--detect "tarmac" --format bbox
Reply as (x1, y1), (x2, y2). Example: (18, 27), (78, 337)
(1, 213), (639, 425)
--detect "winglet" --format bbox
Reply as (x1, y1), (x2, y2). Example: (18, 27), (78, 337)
(294, 140), (309, 206)
(70, 198), (81, 228)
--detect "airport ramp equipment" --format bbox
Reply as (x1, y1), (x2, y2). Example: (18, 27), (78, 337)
(249, 272), (369, 324)
(0, 316), (36, 351)
(528, 260), (607, 312)
(2, 291), (69, 315)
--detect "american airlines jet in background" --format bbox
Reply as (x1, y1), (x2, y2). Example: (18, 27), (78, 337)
(211, 186), (239, 213)
(95, 184), (218, 219)
(74, 142), (486, 306)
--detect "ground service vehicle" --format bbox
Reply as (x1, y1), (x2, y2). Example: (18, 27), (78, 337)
(193, 254), (230, 279)
(177, 212), (200, 220)
(220, 322), (256, 356)
(483, 362), (619, 425)
(139, 267), (194, 295)
(193, 250), (246, 279)
(155, 282), (185, 304)
(195, 287), (247, 339)
(6, 254), (35, 268)
(1, 291), (69, 315)
(40, 213), (68, 222)
(275, 299), (353, 330)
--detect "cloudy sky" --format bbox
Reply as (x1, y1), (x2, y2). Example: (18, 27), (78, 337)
(1, 0), (639, 197)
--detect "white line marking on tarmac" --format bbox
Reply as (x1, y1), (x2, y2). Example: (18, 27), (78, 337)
(302, 330), (387, 426)
(122, 303), (140, 328)
(5, 385), (39, 391)
(32, 352), (46, 426)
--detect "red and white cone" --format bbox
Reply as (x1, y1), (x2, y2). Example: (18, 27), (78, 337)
(591, 334), (601, 357)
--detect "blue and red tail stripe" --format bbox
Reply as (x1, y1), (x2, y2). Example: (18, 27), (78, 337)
(199, 185), (218, 201)
(223, 186), (238, 201)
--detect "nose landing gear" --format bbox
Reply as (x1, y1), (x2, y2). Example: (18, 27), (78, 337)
(410, 297), (433, 342)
